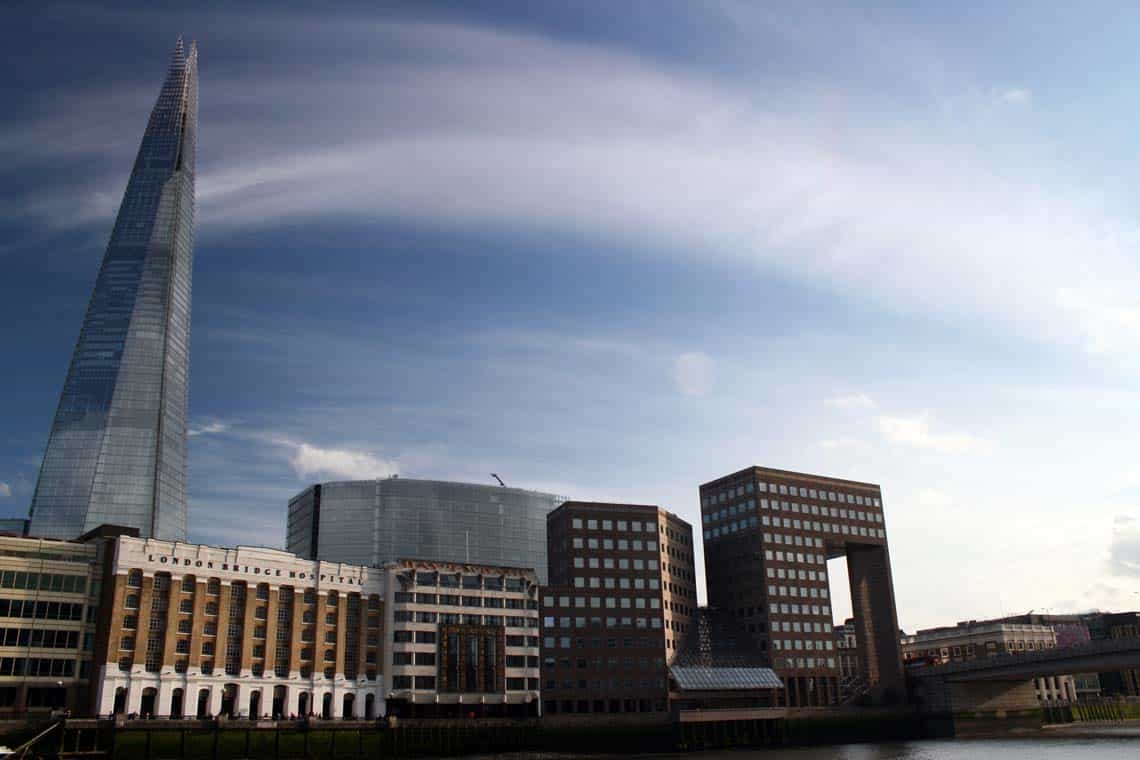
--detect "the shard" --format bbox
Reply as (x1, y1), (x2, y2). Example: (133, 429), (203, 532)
(28, 39), (198, 541)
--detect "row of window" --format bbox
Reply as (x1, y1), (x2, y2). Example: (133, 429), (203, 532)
(768, 602), (832, 618)
(413, 572), (526, 592)
(543, 615), (664, 634)
(706, 498), (882, 524)
(545, 678), (665, 692)
(772, 620), (832, 635)
(767, 585), (831, 601)
(124, 571), (381, 610)
(0, 599), (84, 621)
(0, 571), (88, 595)
(0, 656), (75, 677)
(392, 593), (533, 609)
(544, 655), (657, 670)
(706, 518), (885, 542)
(773, 638), (835, 652)
(570, 537), (658, 553)
(569, 518), (657, 533)
(0, 627), (83, 650)
(543, 596), (662, 619)
(706, 482), (880, 506)
(779, 656), (837, 670)
(572, 556), (659, 572)
(571, 576), (661, 591)
(764, 550), (826, 565)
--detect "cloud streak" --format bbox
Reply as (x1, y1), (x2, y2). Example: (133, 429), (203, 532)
(877, 413), (992, 455)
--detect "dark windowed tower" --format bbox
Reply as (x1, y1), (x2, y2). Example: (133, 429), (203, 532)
(28, 39), (198, 541)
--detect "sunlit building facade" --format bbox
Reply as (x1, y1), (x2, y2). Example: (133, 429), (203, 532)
(28, 39), (198, 542)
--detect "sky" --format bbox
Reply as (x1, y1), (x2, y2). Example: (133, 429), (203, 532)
(2, 1), (1139, 632)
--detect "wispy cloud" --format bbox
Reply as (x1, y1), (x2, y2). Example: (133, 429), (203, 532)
(826, 393), (876, 410)
(996, 87), (1032, 106)
(1108, 515), (1140, 577)
(877, 413), (992, 455)
(287, 442), (398, 481)
(188, 421), (229, 437)
(674, 352), (715, 397)
(0, 482), (10, 499)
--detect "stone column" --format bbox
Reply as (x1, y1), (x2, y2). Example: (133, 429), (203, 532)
(132, 576), (155, 669)
(162, 576), (184, 673)
(263, 585), (281, 677)
(240, 585), (259, 675)
(289, 588), (306, 679)
(188, 579), (208, 671)
(847, 543), (905, 703)
(213, 581), (233, 674)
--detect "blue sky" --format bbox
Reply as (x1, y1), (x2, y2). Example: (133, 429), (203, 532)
(2, 1), (1138, 630)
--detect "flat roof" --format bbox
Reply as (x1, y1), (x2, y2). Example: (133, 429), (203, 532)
(700, 465), (881, 491)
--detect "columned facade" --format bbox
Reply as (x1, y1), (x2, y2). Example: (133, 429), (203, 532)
(94, 537), (385, 719)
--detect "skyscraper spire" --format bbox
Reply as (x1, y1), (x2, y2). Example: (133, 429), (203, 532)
(28, 39), (198, 541)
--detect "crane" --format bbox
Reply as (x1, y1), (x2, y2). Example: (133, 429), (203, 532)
(491, 474), (506, 487)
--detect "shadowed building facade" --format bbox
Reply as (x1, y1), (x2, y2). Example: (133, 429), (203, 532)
(28, 39), (198, 541)
(700, 467), (904, 706)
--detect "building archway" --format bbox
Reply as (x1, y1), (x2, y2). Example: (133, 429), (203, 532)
(221, 684), (238, 718)
(248, 689), (261, 719)
(140, 687), (157, 718)
(272, 686), (287, 719)
(170, 688), (184, 719)
(365, 693), (375, 719)
(321, 692), (333, 720)
(197, 688), (210, 718)
(113, 687), (127, 716)
(342, 693), (355, 719)
(297, 691), (310, 717)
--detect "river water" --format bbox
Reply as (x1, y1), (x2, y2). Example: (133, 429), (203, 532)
(653, 729), (1140, 759)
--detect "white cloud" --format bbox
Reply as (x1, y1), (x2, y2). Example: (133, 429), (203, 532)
(998, 87), (1032, 106)
(877, 414), (992, 455)
(917, 489), (953, 508)
(288, 442), (398, 481)
(0, 482), (10, 499)
(674, 352), (715, 396)
(188, 421), (229, 437)
(825, 393), (876, 410)
(1108, 515), (1140, 577)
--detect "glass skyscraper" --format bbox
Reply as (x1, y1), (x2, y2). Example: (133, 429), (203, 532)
(28, 39), (198, 541)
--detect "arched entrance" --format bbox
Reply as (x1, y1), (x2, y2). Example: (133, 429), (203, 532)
(197, 689), (210, 718)
(321, 692), (333, 720)
(272, 686), (287, 719)
(248, 689), (261, 719)
(342, 693), (355, 719)
(365, 694), (375, 719)
(170, 688), (184, 719)
(140, 687), (157, 718)
(221, 684), (238, 718)
(113, 687), (127, 716)
(297, 691), (310, 717)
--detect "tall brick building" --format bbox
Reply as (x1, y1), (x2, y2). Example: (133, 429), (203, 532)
(700, 467), (903, 706)
(540, 502), (696, 716)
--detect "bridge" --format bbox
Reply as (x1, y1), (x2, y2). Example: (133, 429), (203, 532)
(909, 636), (1140, 729)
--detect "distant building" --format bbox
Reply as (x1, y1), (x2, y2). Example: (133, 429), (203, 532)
(383, 559), (540, 718)
(540, 502), (696, 717)
(286, 478), (565, 583)
(1102, 612), (1140, 696)
(833, 618), (861, 692)
(700, 467), (903, 706)
(901, 621), (1075, 702)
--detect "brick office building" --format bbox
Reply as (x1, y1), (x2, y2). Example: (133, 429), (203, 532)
(93, 535), (386, 720)
(540, 502), (696, 716)
(700, 467), (903, 706)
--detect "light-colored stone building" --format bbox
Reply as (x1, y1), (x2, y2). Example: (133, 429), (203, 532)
(901, 621), (1076, 702)
(383, 559), (540, 718)
(94, 536), (386, 719)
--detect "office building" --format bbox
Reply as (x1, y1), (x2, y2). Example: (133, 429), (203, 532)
(286, 478), (565, 583)
(834, 618), (862, 697)
(93, 535), (386, 720)
(699, 466), (903, 707)
(383, 559), (540, 717)
(0, 530), (115, 717)
(901, 621), (1075, 702)
(29, 39), (198, 542)
(1102, 612), (1140, 696)
(540, 502), (696, 716)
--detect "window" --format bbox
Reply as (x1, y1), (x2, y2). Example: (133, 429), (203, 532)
(127, 570), (142, 588)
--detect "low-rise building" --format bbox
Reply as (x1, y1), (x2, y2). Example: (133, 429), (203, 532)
(94, 535), (386, 720)
(382, 559), (541, 718)
(901, 621), (1076, 702)
(0, 528), (115, 717)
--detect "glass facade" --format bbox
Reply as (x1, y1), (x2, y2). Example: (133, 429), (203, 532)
(287, 479), (564, 583)
(28, 40), (198, 541)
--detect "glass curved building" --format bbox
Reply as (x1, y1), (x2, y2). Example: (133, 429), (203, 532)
(286, 478), (566, 583)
